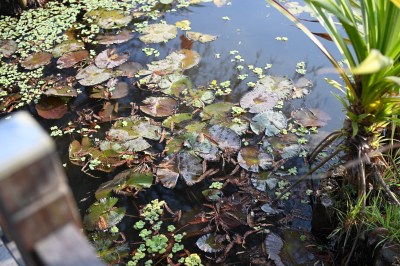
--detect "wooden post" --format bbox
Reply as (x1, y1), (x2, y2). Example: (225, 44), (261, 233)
(0, 112), (103, 266)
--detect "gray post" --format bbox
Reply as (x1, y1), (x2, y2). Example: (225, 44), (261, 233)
(0, 112), (103, 266)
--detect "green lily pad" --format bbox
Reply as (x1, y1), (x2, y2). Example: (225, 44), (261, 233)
(162, 113), (192, 129)
(208, 124), (241, 152)
(57, 50), (89, 69)
(186, 31), (217, 43)
(76, 65), (113, 86)
(85, 9), (132, 29)
(140, 96), (178, 117)
(95, 48), (129, 69)
(200, 102), (235, 121)
(139, 23), (177, 44)
(95, 170), (153, 199)
(237, 146), (274, 172)
(44, 86), (77, 97)
(0, 39), (17, 57)
(250, 110), (287, 136)
(89, 231), (130, 264)
(52, 40), (85, 57)
(96, 29), (134, 45)
(21, 52), (53, 70)
(84, 197), (125, 230)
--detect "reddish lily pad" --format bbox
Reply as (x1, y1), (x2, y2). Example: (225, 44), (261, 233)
(57, 50), (89, 69)
(95, 48), (129, 69)
(21, 52), (53, 70)
(0, 39), (17, 57)
(140, 96), (178, 117)
(178, 49), (200, 69)
(35, 97), (68, 119)
(96, 29), (134, 45)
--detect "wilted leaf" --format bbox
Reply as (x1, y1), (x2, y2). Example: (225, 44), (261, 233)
(0, 39), (17, 57)
(139, 23), (178, 44)
(44, 86), (77, 97)
(196, 234), (224, 253)
(57, 50), (89, 68)
(240, 87), (279, 113)
(95, 48), (129, 69)
(52, 40), (84, 57)
(76, 65), (113, 86)
(291, 108), (331, 127)
(96, 29), (134, 45)
(186, 31), (217, 43)
(84, 197), (126, 230)
(140, 96), (178, 117)
(35, 97), (67, 119)
(178, 49), (200, 69)
(21, 52), (52, 70)
(115, 62), (143, 78)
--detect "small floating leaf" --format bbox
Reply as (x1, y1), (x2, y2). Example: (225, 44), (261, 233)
(76, 65), (113, 86)
(95, 48), (129, 69)
(175, 20), (191, 30)
(86, 9), (132, 29)
(178, 49), (200, 69)
(186, 31), (217, 43)
(84, 197), (126, 231)
(0, 39), (17, 57)
(44, 86), (77, 97)
(140, 96), (178, 117)
(115, 62), (143, 78)
(21, 52), (52, 70)
(139, 23), (178, 44)
(96, 29), (134, 45)
(57, 50), (89, 69)
(52, 40), (84, 57)
(237, 147), (273, 172)
(208, 124), (241, 152)
(35, 97), (67, 119)
(196, 234), (224, 253)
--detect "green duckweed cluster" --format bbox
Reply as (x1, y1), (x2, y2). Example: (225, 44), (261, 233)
(128, 199), (202, 266)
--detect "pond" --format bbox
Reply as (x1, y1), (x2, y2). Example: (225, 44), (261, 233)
(0, 0), (346, 265)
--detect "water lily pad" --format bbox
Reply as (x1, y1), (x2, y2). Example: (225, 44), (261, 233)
(261, 203), (283, 215)
(0, 39), (17, 57)
(200, 102), (235, 121)
(186, 31), (218, 43)
(265, 233), (285, 266)
(175, 20), (191, 30)
(158, 74), (193, 95)
(184, 133), (220, 161)
(237, 146), (274, 172)
(140, 96), (178, 117)
(95, 48), (129, 69)
(214, 0), (227, 7)
(251, 172), (275, 191)
(160, 0), (173, 3)
(250, 110), (287, 136)
(21, 52), (52, 70)
(253, 75), (293, 100)
(291, 108), (331, 127)
(240, 87), (279, 113)
(35, 97), (67, 119)
(208, 124), (241, 152)
(156, 152), (203, 188)
(44, 86), (77, 97)
(162, 113), (192, 129)
(178, 49), (200, 69)
(84, 197), (126, 230)
(76, 65), (113, 86)
(196, 234), (224, 253)
(52, 40), (84, 57)
(86, 9), (132, 29)
(57, 50), (89, 69)
(115, 62), (143, 78)
(139, 23), (178, 44)
(96, 29), (134, 45)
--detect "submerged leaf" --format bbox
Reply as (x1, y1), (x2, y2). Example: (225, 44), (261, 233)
(208, 124), (241, 152)
(86, 9), (132, 29)
(52, 40), (84, 57)
(251, 111), (287, 136)
(21, 52), (52, 70)
(35, 97), (67, 119)
(291, 108), (331, 127)
(265, 233), (285, 266)
(115, 62), (143, 78)
(139, 23), (178, 44)
(96, 29), (134, 45)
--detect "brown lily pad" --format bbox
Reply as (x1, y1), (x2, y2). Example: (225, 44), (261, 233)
(96, 29), (134, 45)
(52, 40), (85, 57)
(35, 97), (68, 119)
(115, 62), (143, 78)
(140, 96), (178, 117)
(21, 52), (53, 70)
(0, 39), (17, 57)
(291, 108), (331, 127)
(57, 50), (89, 69)
(76, 65), (113, 86)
